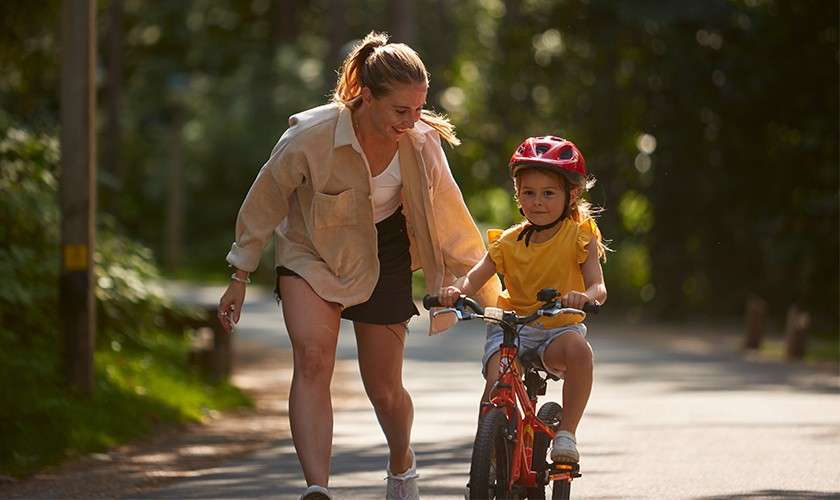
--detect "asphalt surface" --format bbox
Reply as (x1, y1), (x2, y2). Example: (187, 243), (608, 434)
(139, 283), (840, 499)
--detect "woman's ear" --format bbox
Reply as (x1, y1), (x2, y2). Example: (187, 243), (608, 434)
(361, 86), (373, 104)
(569, 186), (581, 205)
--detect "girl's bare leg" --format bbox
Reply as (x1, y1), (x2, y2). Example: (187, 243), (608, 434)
(481, 351), (502, 404)
(543, 333), (594, 434)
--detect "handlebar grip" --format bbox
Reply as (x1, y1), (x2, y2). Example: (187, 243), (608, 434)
(583, 302), (601, 314)
(422, 295), (443, 310)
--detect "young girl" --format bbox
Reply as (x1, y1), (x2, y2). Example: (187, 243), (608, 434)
(438, 136), (607, 463)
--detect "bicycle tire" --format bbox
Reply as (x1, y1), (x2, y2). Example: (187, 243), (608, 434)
(551, 478), (571, 500)
(469, 408), (514, 499)
(526, 402), (563, 499)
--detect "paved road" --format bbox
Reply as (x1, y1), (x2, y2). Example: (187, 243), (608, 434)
(150, 284), (840, 499)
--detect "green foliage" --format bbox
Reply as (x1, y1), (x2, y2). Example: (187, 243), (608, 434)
(0, 328), (250, 477)
(0, 126), (248, 477)
(467, 186), (519, 229)
(0, 125), (200, 344)
(95, 221), (177, 343)
(618, 191), (653, 235)
(0, 126), (60, 339)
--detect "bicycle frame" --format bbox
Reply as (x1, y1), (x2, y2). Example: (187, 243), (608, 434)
(424, 290), (596, 497)
(482, 318), (556, 490)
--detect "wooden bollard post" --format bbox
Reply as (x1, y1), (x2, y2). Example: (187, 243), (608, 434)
(206, 306), (233, 381)
(743, 295), (767, 350)
(784, 304), (810, 360)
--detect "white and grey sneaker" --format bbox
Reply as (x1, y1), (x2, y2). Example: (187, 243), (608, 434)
(550, 430), (580, 462)
(385, 448), (420, 500)
(300, 484), (332, 500)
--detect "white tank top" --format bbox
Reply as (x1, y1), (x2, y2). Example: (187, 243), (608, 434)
(371, 152), (402, 223)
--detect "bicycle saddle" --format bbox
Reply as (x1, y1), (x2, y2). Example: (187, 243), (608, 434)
(519, 349), (560, 381)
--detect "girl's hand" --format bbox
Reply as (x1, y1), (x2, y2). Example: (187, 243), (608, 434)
(561, 291), (592, 310)
(218, 282), (247, 332)
(438, 285), (463, 307)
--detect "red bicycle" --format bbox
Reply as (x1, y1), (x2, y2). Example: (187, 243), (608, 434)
(424, 288), (598, 499)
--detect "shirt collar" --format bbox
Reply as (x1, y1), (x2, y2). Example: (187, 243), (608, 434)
(334, 104), (359, 151)
(334, 104), (432, 151)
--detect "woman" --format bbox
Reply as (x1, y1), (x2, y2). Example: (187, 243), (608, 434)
(218, 32), (500, 499)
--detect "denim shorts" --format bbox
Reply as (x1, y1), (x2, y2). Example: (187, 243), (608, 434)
(482, 322), (587, 379)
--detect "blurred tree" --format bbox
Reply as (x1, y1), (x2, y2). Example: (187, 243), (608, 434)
(102, 0), (124, 194)
(389, 0), (415, 44)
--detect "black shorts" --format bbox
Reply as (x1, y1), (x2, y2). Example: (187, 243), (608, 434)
(275, 207), (419, 325)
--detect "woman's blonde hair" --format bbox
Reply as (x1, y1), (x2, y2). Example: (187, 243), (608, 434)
(332, 31), (460, 146)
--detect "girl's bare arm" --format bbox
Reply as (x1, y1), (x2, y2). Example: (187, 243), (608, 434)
(439, 252), (497, 306)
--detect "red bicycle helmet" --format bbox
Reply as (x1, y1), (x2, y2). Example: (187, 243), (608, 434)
(508, 136), (586, 182)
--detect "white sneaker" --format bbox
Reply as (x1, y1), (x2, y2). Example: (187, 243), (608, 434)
(385, 448), (420, 500)
(300, 485), (332, 500)
(550, 431), (579, 462)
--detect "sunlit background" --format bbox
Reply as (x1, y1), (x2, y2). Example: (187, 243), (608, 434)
(2, 0), (837, 325)
(1, 0), (838, 480)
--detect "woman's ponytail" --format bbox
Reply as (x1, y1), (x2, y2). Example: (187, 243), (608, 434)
(332, 32), (388, 106)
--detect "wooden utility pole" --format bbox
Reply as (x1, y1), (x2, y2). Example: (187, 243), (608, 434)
(60, 0), (97, 396)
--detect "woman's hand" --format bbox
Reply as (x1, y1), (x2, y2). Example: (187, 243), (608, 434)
(218, 281), (247, 332)
(438, 285), (463, 307)
(561, 290), (592, 309)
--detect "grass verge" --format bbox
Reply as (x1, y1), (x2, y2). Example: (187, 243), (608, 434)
(0, 329), (252, 477)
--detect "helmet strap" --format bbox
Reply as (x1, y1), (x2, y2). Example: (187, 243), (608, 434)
(516, 209), (565, 247)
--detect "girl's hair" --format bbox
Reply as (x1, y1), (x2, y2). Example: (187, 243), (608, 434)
(332, 31), (460, 146)
(514, 168), (609, 260)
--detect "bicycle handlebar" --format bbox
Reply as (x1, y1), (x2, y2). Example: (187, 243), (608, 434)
(422, 294), (484, 313)
(422, 290), (600, 322)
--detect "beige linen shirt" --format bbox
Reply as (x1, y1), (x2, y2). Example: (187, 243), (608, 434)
(226, 103), (501, 310)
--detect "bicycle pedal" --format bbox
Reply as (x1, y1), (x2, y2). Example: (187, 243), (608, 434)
(549, 461), (581, 481)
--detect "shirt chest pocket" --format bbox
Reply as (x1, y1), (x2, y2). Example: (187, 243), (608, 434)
(312, 189), (358, 229)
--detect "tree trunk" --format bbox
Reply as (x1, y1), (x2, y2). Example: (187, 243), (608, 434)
(272, 0), (298, 45)
(60, 0), (97, 396)
(164, 107), (184, 273)
(103, 0), (123, 191)
(388, 0), (415, 44)
(326, 0), (349, 91)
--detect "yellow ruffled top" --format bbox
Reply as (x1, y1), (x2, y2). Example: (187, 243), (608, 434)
(487, 217), (601, 328)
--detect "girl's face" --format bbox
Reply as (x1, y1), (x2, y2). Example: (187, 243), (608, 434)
(362, 82), (427, 143)
(516, 169), (576, 225)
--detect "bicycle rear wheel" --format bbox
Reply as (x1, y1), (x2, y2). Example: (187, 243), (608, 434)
(469, 408), (513, 499)
(527, 402), (563, 499)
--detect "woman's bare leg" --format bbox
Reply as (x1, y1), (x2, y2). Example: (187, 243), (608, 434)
(278, 276), (341, 487)
(354, 321), (414, 473)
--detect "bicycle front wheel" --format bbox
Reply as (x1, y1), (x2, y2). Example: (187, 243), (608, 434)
(469, 408), (513, 499)
(551, 478), (571, 500)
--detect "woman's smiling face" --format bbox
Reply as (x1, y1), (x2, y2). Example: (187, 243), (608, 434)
(364, 82), (427, 142)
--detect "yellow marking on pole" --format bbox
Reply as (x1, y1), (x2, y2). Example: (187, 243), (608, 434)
(63, 244), (88, 271)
